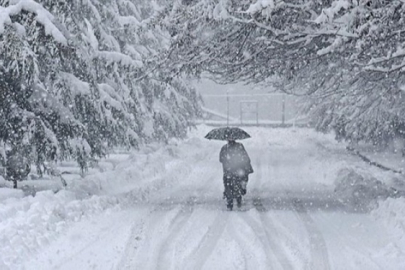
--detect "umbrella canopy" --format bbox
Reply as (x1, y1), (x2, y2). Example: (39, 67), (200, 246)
(204, 127), (251, 141)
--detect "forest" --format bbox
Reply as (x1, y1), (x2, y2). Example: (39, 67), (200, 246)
(1, 0), (404, 170)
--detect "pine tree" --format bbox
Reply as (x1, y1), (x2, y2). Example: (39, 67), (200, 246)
(0, 0), (201, 177)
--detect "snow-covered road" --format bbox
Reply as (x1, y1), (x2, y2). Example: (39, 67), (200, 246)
(2, 126), (405, 269)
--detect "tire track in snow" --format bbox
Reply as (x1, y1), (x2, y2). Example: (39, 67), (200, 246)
(182, 211), (228, 270)
(264, 140), (331, 269)
(48, 213), (133, 270)
(152, 169), (221, 269)
(118, 197), (196, 270)
(252, 197), (295, 270)
(266, 142), (331, 270)
(117, 208), (162, 269)
(236, 211), (282, 269)
(240, 149), (284, 269)
(292, 200), (331, 270)
(155, 197), (195, 270)
(226, 221), (250, 269)
(152, 156), (226, 269)
(119, 149), (221, 270)
(244, 147), (294, 269)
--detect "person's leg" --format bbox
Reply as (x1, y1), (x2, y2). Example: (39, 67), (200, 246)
(234, 176), (243, 207)
(240, 175), (248, 195)
(223, 174), (233, 210)
(236, 196), (242, 208)
(223, 174), (227, 199)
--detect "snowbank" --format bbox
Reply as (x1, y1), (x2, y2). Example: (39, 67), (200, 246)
(0, 176), (23, 202)
(372, 198), (405, 262)
(334, 168), (395, 210)
(0, 128), (212, 269)
(0, 190), (121, 268)
(332, 163), (405, 264)
(67, 140), (204, 198)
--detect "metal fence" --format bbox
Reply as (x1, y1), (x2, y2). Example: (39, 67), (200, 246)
(198, 93), (307, 127)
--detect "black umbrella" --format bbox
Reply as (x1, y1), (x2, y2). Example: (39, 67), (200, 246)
(205, 127), (251, 141)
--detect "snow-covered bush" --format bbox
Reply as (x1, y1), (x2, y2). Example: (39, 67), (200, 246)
(0, 190), (121, 268)
(334, 168), (394, 210)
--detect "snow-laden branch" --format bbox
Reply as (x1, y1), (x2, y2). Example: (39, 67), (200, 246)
(0, 0), (67, 45)
(364, 63), (405, 74)
(117, 16), (140, 27)
(366, 47), (405, 66)
(314, 0), (351, 24)
(96, 51), (143, 68)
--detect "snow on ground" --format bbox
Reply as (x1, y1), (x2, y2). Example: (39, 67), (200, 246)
(371, 198), (405, 262)
(1, 125), (405, 269)
(352, 140), (405, 173)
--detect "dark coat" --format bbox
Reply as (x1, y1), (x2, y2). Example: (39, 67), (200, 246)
(219, 141), (253, 176)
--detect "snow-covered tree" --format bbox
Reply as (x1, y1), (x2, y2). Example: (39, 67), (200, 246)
(294, 0), (405, 144)
(161, 0), (405, 145)
(0, 0), (201, 174)
(0, 0), (89, 173)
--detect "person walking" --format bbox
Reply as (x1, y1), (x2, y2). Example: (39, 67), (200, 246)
(220, 138), (253, 210)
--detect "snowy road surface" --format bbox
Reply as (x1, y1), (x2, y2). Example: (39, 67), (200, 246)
(2, 126), (405, 269)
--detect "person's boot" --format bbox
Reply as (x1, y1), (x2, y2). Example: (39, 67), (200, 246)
(241, 180), (247, 195)
(227, 199), (233, 211)
(236, 197), (242, 208)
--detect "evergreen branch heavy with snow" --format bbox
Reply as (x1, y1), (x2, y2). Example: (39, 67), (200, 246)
(0, 0), (201, 175)
(162, 0), (405, 145)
